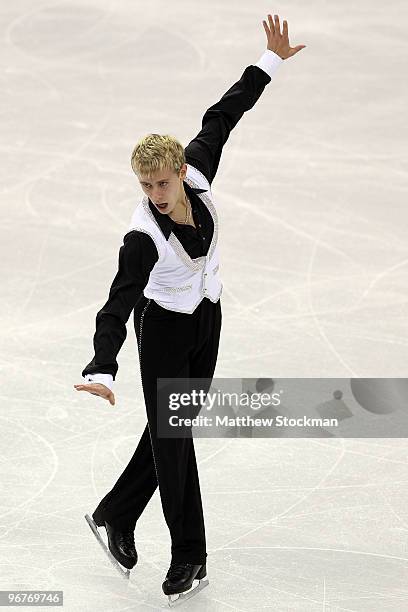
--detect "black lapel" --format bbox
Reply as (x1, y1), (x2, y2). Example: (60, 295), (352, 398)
(148, 181), (207, 240)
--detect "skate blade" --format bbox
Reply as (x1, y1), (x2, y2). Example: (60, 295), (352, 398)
(84, 514), (130, 580)
(167, 577), (209, 607)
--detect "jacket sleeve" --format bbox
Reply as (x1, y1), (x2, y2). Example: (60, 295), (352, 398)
(81, 230), (158, 382)
(184, 50), (283, 186)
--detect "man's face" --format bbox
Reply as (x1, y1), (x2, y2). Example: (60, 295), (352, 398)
(137, 164), (187, 215)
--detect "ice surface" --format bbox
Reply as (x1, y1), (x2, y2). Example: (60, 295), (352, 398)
(1, 0), (408, 610)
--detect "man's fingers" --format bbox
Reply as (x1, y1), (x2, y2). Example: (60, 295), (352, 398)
(267, 14), (275, 35)
(74, 383), (104, 390)
(74, 384), (99, 391)
(289, 45), (306, 57)
(74, 383), (115, 405)
(273, 14), (281, 35)
(262, 20), (270, 37)
(282, 19), (288, 39)
(74, 383), (107, 396)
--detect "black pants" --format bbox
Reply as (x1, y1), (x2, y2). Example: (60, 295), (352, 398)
(94, 295), (222, 565)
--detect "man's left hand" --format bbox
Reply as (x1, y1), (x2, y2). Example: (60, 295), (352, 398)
(262, 13), (306, 60)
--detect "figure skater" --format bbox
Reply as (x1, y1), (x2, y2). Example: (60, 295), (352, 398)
(74, 12), (305, 606)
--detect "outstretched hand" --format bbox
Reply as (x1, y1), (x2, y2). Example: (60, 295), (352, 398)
(262, 13), (306, 60)
(74, 383), (115, 406)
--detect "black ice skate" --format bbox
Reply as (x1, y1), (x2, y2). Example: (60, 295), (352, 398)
(84, 512), (137, 579)
(162, 562), (209, 607)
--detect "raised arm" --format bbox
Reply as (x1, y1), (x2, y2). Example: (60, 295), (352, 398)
(184, 13), (305, 185)
(74, 231), (158, 404)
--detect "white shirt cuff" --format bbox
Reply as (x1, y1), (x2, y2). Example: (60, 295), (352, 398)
(254, 49), (283, 78)
(83, 373), (114, 391)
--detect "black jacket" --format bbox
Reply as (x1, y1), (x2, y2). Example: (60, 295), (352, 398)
(82, 63), (273, 380)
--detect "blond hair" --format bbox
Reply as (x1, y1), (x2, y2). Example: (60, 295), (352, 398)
(131, 133), (185, 178)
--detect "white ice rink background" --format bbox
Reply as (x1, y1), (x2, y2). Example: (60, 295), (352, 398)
(1, 0), (408, 610)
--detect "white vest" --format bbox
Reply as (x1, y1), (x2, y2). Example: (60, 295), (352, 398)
(127, 163), (223, 314)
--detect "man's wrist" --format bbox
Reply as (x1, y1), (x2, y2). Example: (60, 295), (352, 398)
(254, 49), (284, 78)
(83, 373), (114, 391)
